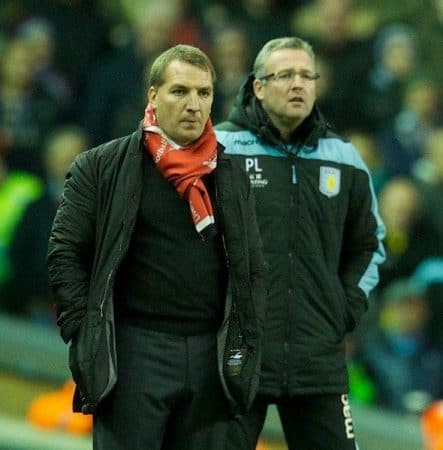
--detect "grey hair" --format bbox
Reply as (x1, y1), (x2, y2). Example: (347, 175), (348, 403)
(253, 37), (316, 79)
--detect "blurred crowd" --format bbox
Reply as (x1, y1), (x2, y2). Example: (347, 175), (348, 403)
(1, 0), (443, 419)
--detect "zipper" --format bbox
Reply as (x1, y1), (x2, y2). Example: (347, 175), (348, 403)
(214, 160), (231, 273)
(100, 271), (113, 318)
(231, 299), (243, 344)
(99, 216), (137, 318)
(291, 164), (297, 184)
(284, 152), (299, 391)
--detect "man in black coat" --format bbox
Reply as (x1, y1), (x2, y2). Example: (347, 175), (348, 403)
(47, 44), (266, 450)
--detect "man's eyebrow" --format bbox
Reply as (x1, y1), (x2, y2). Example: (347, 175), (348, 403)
(169, 82), (213, 90)
(169, 83), (188, 89)
(278, 66), (314, 72)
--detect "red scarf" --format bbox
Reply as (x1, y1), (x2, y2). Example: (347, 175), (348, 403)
(142, 103), (218, 238)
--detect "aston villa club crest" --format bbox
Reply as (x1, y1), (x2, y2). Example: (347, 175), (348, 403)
(319, 166), (341, 197)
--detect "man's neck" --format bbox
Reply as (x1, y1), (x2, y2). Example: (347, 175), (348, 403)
(264, 110), (302, 142)
(277, 121), (302, 142)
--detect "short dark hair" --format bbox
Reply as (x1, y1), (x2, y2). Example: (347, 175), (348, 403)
(148, 44), (217, 88)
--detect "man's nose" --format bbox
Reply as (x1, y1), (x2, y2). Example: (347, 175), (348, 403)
(186, 91), (200, 110)
(290, 73), (305, 88)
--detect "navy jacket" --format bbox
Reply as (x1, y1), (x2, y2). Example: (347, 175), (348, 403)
(216, 76), (386, 396)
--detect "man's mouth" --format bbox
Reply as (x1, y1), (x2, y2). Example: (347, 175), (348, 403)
(289, 96), (304, 104)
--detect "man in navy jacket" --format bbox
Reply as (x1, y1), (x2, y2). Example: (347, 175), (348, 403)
(216, 36), (385, 450)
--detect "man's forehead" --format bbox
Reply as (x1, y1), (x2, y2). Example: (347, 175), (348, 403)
(266, 48), (314, 68)
(164, 60), (213, 87)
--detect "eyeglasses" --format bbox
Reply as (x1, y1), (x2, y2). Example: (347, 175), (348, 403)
(258, 69), (320, 84)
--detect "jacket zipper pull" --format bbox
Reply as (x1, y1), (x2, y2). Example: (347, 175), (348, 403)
(291, 164), (297, 184)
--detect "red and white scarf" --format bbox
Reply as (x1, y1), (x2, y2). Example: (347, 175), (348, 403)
(142, 103), (218, 238)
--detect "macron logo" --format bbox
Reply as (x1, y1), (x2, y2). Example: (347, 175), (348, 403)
(233, 139), (258, 146)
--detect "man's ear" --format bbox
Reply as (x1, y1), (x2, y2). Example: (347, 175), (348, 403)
(148, 86), (157, 107)
(253, 78), (265, 101)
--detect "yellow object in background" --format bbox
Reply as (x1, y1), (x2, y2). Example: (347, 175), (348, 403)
(27, 380), (92, 435)
(422, 400), (443, 450)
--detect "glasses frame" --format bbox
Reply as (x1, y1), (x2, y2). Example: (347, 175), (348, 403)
(258, 69), (320, 84)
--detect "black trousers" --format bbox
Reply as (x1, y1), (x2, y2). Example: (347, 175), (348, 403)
(93, 323), (230, 450)
(226, 393), (358, 450)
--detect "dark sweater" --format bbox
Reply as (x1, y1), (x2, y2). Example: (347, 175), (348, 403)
(114, 152), (227, 335)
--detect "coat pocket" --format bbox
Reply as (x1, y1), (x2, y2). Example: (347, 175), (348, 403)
(223, 312), (260, 413)
(69, 310), (115, 411)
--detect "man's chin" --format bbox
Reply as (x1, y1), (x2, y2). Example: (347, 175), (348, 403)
(177, 132), (201, 147)
(183, 125), (204, 137)
(286, 110), (308, 123)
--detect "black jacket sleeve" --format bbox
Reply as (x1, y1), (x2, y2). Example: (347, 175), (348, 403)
(47, 152), (97, 343)
(340, 167), (385, 331)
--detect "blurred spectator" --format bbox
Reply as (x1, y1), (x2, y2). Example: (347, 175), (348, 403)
(169, 0), (210, 51)
(376, 74), (442, 179)
(360, 277), (443, 414)
(210, 25), (252, 123)
(0, 1), (30, 35)
(345, 129), (388, 194)
(0, 37), (63, 175)
(377, 177), (442, 291)
(188, 0), (232, 37)
(291, 0), (376, 132)
(0, 153), (43, 306)
(313, 54), (345, 134)
(191, 0), (300, 58)
(412, 0), (443, 88)
(118, 0), (208, 50)
(15, 16), (73, 115)
(353, 0), (422, 24)
(81, 2), (178, 145)
(0, 125), (88, 321)
(413, 127), (443, 246)
(413, 258), (443, 348)
(222, 0), (293, 57)
(361, 23), (420, 132)
(22, 0), (110, 100)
